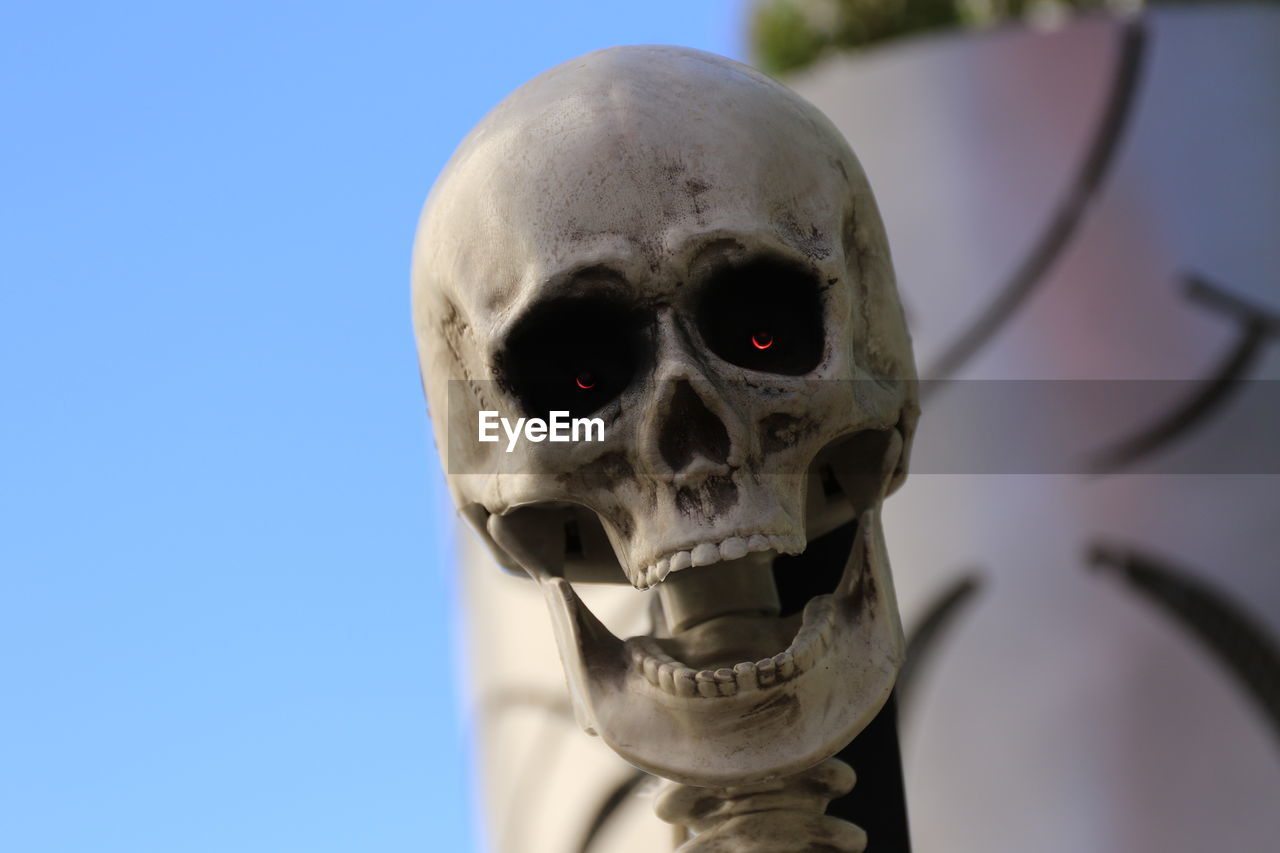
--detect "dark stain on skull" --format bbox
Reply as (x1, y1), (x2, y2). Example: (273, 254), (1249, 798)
(602, 403), (627, 431)
(610, 510), (634, 541)
(833, 156), (850, 186)
(801, 225), (830, 261)
(552, 450), (650, 540)
(439, 299), (470, 369)
(675, 474), (738, 521)
(742, 692), (802, 728)
(774, 211), (831, 262)
(440, 299), (492, 409)
(846, 560), (878, 615)
(559, 451), (636, 493)
(845, 212), (878, 319)
(674, 485), (700, 519)
(759, 412), (820, 455)
(842, 207), (867, 287)
(602, 452), (635, 482)
(684, 178), (710, 217)
(656, 158), (712, 223)
(703, 474), (738, 515)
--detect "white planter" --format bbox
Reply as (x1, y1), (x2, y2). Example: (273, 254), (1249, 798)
(792, 6), (1280, 852)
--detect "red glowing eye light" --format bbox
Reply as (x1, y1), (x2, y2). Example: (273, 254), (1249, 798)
(575, 373), (596, 390)
(751, 331), (774, 350)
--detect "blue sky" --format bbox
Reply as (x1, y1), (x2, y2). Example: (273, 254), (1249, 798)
(0, 3), (745, 850)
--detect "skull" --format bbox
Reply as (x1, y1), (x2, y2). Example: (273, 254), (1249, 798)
(412, 46), (918, 786)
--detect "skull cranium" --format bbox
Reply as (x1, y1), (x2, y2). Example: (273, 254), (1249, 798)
(412, 45), (918, 786)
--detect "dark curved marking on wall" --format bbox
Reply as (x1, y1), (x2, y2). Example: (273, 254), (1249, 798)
(898, 572), (985, 715)
(576, 769), (649, 853)
(923, 19), (1147, 387)
(1085, 274), (1279, 474)
(1089, 542), (1280, 740)
(1184, 273), (1280, 333)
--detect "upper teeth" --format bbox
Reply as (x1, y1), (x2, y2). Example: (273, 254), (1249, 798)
(635, 532), (804, 589)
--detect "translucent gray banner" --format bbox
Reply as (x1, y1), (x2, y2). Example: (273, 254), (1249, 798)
(442, 379), (1280, 475)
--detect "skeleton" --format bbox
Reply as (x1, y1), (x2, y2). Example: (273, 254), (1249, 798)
(412, 46), (919, 849)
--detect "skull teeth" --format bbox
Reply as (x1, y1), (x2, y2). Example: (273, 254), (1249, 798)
(719, 536), (748, 560)
(635, 531), (804, 590)
(690, 542), (719, 567)
(626, 596), (837, 697)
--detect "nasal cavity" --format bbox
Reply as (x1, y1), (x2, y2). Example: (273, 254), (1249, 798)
(657, 381), (731, 472)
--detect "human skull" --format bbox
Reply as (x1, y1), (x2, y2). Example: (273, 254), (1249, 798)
(412, 46), (918, 786)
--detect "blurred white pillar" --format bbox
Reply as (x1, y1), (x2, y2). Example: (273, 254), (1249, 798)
(791, 7), (1280, 852)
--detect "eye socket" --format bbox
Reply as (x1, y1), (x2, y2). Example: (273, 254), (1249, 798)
(696, 257), (825, 375)
(496, 297), (646, 418)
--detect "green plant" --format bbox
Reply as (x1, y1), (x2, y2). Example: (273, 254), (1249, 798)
(749, 0), (1130, 74)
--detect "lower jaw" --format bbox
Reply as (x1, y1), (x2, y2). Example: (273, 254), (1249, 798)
(626, 594), (838, 698)
(620, 513), (863, 699)
(557, 508), (895, 786)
